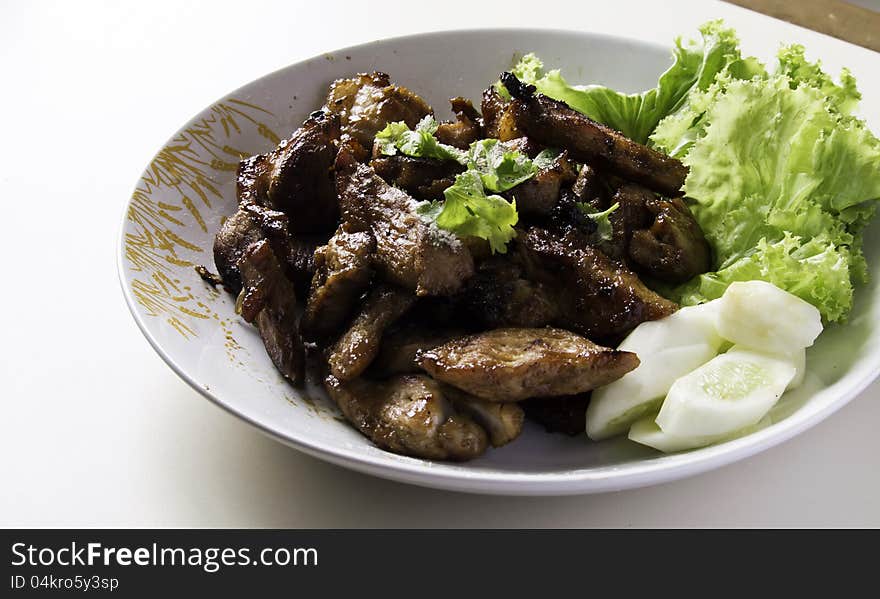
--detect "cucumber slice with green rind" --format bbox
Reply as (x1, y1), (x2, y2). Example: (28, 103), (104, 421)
(587, 343), (716, 440)
(656, 347), (796, 438)
(628, 414), (772, 453)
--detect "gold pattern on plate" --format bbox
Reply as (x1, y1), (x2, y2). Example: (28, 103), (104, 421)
(124, 99), (278, 338)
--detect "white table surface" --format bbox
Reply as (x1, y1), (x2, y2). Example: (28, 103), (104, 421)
(3, 0), (879, 528)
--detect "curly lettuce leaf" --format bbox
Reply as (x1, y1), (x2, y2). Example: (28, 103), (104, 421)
(650, 57), (766, 158)
(777, 44), (860, 116)
(417, 171), (518, 254)
(509, 20), (744, 143)
(675, 234), (853, 323)
(663, 42), (879, 322)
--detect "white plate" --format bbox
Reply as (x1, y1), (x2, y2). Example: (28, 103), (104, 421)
(118, 28), (880, 495)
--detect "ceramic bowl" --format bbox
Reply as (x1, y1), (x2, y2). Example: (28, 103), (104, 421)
(118, 28), (880, 495)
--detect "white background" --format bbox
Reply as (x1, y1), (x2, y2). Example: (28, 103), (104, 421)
(2, 0), (879, 527)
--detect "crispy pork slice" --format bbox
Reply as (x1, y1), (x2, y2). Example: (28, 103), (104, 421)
(502, 136), (544, 158)
(628, 196), (711, 283)
(213, 201), (318, 295)
(481, 86), (524, 141)
(335, 147), (474, 296)
(301, 223), (375, 340)
(325, 374), (489, 461)
(213, 208), (266, 293)
(324, 72), (433, 147)
(454, 256), (559, 329)
(442, 385), (525, 447)
(236, 240), (305, 385)
(419, 327), (638, 402)
(370, 155), (464, 201)
(327, 286), (415, 381)
(503, 150), (577, 216)
(237, 110), (340, 232)
(435, 97), (483, 149)
(213, 202), (297, 293)
(518, 227), (678, 342)
(370, 325), (465, 377)
(500, 72), (687, 197)
(599, 182), (654, 261)
(285, 233), (324, 293)
(571, 164), (610, 211)
(236, 152), (271, 205)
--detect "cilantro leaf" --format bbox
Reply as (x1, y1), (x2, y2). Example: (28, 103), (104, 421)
(373, 117), (467, 163)
(466, 139), (537, 192)
(417, 171), (518, 254)
(578, 201), (619, 242)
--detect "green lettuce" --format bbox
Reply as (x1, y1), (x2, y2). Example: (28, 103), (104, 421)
(507, 20), (745, 143)
(776, 44), (860, 116)
(653, 42), (880, 322)
(676, 234), (853, 323)
(417, 171), (518, 254)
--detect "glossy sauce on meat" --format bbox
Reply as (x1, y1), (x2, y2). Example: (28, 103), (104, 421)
(208, 67), (715, 462)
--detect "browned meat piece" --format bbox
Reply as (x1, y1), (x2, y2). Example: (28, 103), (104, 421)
(600, 183), (653, 261)
(455, 256), (559, 329)
(435, 97), (483, 149)
(571, 164), (610, 211)
(213, 208), (265, 293)
(266, 111), (340, 231)
(481, 86), (524, 141)
(628, 196), (711, 283)
(518, 227), (678, 342)
(328, 286), (415, 381)
(236, 153), (271, 205)
(370, 155), (464, 201)
(504, 150), (576, 216)
(442, 385), (525, 447)
(335, 147), (475, 296)
(195, 265), (224, 287)
(213, 202), (316, 295)
(301, 223), (375, 340)
(237, 111), (340, 233)
(523, 394), (590, 436)
(325, 374), (488, 461)
(370, 325), (465, 377)
(285, 234), (323, 292)
(545, 190), (604, 241)
(501, 136), (544, 158)
(500, 72), (687, 197)
(236, 240), (305, 385)
(324, 72), (432, 147)
(420, 327), (638, 402)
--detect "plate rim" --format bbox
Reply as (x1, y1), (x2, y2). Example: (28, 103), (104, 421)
(117, 26), (880, 496)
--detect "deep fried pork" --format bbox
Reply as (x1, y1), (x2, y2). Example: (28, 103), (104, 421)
(500, 72), (687, 197)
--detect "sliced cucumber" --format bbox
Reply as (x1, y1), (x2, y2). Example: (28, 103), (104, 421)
(618, 301), (724, 355)
(716, 280), (823, 355)
(656, 347), (796, 438)
(628, 414), (772, 453)
(586, 343), (716, 440)
(727, 345), (805, 391)
(785, 347), (806, 390)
